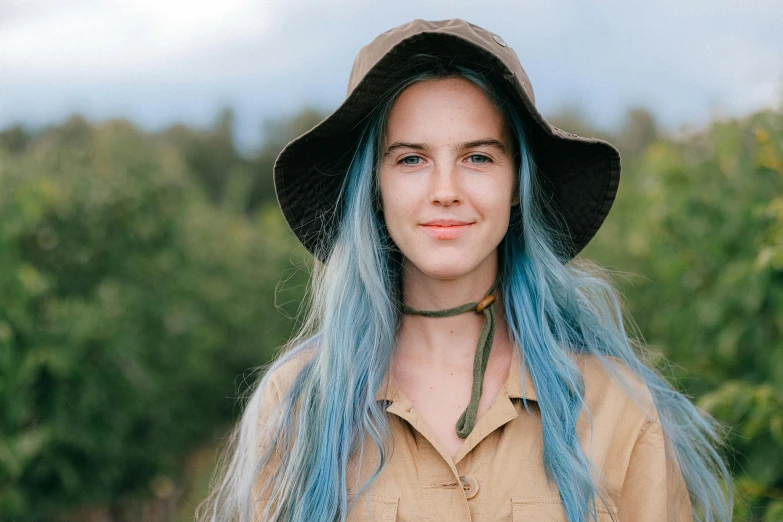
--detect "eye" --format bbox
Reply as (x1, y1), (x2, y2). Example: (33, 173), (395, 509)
(398, 155), (423, 166)
(467, 154), (491, 164)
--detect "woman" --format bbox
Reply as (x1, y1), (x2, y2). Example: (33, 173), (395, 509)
(198, 19), (732, 522)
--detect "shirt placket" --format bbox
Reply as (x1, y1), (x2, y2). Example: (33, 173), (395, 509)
(385, 386), (520, 521)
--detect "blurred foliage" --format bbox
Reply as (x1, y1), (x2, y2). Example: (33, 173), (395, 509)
(163, 109), (244, 206)
(0, 125), (33, 156)
(160, 107), (326, 212)
(0, 100), (781, 521)
(0, 115), (310, 520)
(586, 108), (783, 521)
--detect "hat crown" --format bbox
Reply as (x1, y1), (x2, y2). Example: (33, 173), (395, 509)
(347, 18), (536, 105)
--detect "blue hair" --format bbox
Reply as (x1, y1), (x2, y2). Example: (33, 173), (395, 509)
(197, 58), (732, 522)
(499, 95), (733, 520)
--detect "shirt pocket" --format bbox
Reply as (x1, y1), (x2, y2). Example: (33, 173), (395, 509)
(346, 494), (399, 522)
(511, 497), (616, 521)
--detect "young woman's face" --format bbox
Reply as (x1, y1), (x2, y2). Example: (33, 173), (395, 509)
(378, 76), (517, 281)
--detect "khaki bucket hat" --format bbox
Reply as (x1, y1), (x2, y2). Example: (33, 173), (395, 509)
(273, 18), (621, 261)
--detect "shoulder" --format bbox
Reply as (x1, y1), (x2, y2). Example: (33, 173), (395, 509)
(252, 344), (317, 430)
(262, 344), (317, 400)
(573, 353), (660, 432)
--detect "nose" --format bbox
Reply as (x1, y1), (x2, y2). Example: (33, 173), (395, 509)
(429, 163), (462, 206)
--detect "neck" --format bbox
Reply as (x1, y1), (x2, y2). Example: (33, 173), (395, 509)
(396, 253), (505, 364)
(400, 252), (499, 310)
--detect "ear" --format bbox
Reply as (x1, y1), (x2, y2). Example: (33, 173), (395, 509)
(511, 192), (520, 207)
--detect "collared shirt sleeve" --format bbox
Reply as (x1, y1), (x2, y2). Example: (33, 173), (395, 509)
(617, 419), (693, 522)
(252, 369), (286, 518)
(252, 355), (311, 518)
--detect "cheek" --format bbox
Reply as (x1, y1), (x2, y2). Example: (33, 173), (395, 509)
(474, 188), (514, 244)
(473, 183), (514, 218)
(483, 203), (511, 234)
(378, 177), (412, 239)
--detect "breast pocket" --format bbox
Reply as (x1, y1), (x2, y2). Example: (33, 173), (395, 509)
(346, 494), (399, 522)
(511, 497), (616, 521)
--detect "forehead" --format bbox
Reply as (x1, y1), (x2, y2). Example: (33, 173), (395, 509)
(383, 77), (509, 143)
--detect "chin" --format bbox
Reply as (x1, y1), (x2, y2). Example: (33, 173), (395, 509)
(407, 254), (482, 281)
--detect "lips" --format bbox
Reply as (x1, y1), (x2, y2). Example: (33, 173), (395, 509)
(421, 219), (472, 226)
(420, 219), (474, 240)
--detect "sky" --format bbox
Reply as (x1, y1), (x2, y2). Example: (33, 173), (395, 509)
(1, 0), (782, 152)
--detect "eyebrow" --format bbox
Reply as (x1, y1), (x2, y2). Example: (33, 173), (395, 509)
(383, 138), (508, 157)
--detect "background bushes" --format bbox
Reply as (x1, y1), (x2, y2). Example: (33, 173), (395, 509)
(0, 105), (781, 520)
(0, 115), (309, 520)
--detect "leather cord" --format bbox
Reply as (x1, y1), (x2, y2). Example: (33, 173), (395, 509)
(401, 278), (500, 438)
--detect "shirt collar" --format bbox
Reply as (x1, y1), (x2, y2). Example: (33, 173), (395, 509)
(375, 349), (537, 402)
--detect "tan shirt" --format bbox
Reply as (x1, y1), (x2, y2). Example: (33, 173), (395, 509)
(257, 352), (692, 521)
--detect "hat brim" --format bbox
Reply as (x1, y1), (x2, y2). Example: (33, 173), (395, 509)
(274, 32), (621, 262)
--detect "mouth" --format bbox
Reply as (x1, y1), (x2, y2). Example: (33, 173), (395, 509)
(420, 220), (474, 240)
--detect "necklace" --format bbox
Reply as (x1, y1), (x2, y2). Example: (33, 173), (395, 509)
(401, 278), (500, 438)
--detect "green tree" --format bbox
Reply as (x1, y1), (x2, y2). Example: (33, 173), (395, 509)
(163, 108), (247, 206)
(586, 109), (783, 521)
(0, 124), (33, 155)
(0, 116), (309, 520)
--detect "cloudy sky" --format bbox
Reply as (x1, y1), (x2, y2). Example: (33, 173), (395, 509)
(1, 0), (781, 151)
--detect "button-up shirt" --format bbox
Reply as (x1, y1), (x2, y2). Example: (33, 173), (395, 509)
(255, 351), (692, 521)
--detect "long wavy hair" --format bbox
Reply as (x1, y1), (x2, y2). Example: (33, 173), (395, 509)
(197, 56), (733, 522)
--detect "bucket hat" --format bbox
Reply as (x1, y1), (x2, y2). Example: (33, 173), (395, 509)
(273, 18), (621, 261)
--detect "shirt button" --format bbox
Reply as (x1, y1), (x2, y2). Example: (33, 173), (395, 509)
(459, 475), (479, 499)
